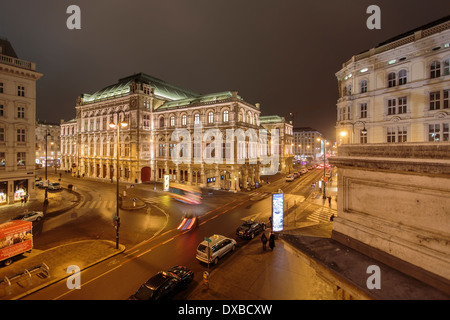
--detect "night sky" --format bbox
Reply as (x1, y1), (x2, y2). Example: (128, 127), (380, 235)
(0, 1), (448, 141)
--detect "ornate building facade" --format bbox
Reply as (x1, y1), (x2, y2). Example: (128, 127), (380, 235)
(60, 73), (288, 191)
(331, 16), (450, 295)
(0, 38), (43, 204)
(335, 16), (450, 145)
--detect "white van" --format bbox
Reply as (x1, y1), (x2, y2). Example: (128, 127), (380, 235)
(196, 234), (236, 265)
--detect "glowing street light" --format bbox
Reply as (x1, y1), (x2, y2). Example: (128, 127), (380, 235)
(109, 112), (128, 250)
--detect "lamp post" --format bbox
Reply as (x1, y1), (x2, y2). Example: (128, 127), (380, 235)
(109, 111), (128, 249)
(317, 137), (328, 199)
(339, 121), (367, 144)
(44, 129), (50, 205)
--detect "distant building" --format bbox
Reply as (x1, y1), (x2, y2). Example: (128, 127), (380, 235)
(293, 127), (324, 161)
(336, 16), (450, 145)
(0, 38), (43, 204)
(260, 115), (294, 174)
(35, 121), (61, 168)
(60, 73), (290, 190)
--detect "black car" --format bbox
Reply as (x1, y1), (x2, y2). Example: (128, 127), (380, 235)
(236, 220), (266, 239)
(128, 265), (194, 300)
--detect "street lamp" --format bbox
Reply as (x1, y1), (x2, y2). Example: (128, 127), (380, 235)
(317, 137), (328, 199)
(109, 112), (128, 249)
(339, 121), (367, 144)
(44, 129), (50, 205)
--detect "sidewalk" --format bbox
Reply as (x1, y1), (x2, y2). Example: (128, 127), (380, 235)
(0, 188), (81, 223)
(0, 240), (125, 300)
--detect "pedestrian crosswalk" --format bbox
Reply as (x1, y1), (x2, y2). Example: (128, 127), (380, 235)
(248, 191), (306, 204)
(79, 200), (116, 209)
(307, 206), (335, 224)
(79, 196), (160, 209)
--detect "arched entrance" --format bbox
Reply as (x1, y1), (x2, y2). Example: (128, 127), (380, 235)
(141, 167), (151, 183)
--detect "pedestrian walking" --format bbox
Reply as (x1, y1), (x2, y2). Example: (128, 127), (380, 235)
(268, 216), (272, 229)
(269, 232), (275, 251)
(261, 232), (267, 251)
(327, 196), (332, 207)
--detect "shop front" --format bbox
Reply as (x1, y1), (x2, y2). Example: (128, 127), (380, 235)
(0, 181), (7, 204)
(14, 180), (28, 202)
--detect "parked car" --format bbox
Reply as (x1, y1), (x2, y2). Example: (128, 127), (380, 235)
(286, 174), (294, 182)
(36, 181), (45, 189)
(128, 265), (194, 300)
(11, 211), (44, 222)
(236, 220), (266, 239)
(48, 182), (62, 191)
(196, 234), (236, 265)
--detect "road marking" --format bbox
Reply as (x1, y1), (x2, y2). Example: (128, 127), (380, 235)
(53, 196), (246, 300)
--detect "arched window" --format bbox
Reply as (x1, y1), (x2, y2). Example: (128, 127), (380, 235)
(431, 61), (441, 79)
(388, 72), (396, 87)
(223, 110), (229, 122)
(444, 58), (450, 76)
(360, 80), (368, 93)
(208, 111), (214, 124)
(398, 69), (407, 85)
(159, 116), (165, 128)
(194, 113), (200, 124)
(182, 114), (187, 126)
(170, 116), (175, 127)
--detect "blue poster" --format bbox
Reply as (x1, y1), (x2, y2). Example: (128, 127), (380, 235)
(272, 193), (284, 232)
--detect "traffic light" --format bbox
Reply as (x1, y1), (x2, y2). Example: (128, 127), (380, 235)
(113, 216), (120, 228)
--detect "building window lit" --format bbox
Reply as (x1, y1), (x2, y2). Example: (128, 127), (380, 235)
(208, 112), (214, 124)
(428, 123), (449, 142)
(223, 110), (229, 122)
(17, 152), (26, 166)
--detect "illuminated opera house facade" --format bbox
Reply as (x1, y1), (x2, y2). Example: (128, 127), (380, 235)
(60, 73), (293, 191)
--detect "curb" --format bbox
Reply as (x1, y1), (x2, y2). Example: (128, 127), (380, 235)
(9, 240), (126, 300)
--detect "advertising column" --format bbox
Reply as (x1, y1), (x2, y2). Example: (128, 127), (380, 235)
(272, 193), (284, 232)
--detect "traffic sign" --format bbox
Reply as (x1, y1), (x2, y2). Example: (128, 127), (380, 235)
(204, 237), (211, 243)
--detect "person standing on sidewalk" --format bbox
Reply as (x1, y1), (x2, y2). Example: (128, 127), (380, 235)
(261, 232), (267, 251)
(269, 232), (275, 251)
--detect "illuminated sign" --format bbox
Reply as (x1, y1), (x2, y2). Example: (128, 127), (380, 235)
(164, 175), (169, 191)
(272, 193), (284, 232)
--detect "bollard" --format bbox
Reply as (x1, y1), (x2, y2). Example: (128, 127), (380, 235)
(203, 271), (209, 288)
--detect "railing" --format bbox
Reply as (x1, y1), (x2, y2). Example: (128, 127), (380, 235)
(0, 53), (35, 71)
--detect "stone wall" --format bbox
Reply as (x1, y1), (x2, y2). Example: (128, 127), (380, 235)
(330, 142), (450, 295)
